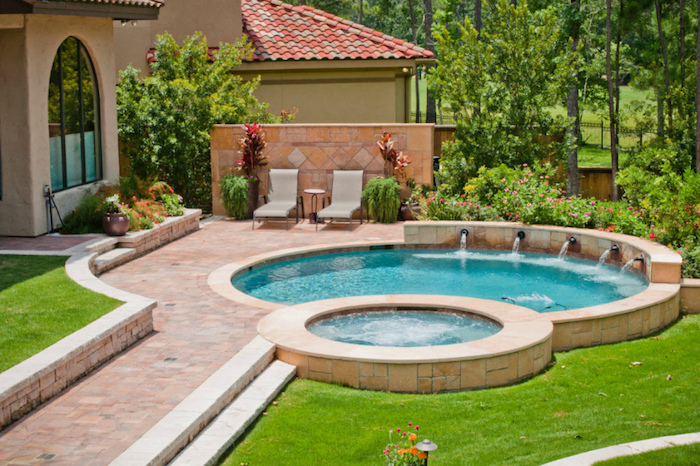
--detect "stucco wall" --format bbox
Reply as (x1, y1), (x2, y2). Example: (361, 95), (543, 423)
(113, 0), (243, 74)
(0, 14), (120, 236)
(237, 68), (411, 124)
(211, 123), (434, 216)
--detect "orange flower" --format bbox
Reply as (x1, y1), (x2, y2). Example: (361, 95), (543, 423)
(418, 452), (428, 459)
(398, 449), (408, 456)
(410, 446), (418, 455)
(409, 433), (417, 441)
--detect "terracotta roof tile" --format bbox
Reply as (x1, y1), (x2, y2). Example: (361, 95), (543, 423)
(241, 0), (433, 61)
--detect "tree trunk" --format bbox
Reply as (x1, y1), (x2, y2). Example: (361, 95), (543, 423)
(475, 0), (482, 39)
(606, 0), (618, 201)
(408, 0), (420, 123)
(359, 0), (363, 24)
(423, 0), (436, 123)
(680, 0), (685, 82)
(566, 0), (581, 196)
(612, 0), (623, 202)
(656, 90), (665, 137)
(655, 0), (672, 133)
(696, 0), (700, 171)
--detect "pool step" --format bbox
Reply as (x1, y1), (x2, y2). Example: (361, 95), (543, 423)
(94, 247), (136, 274)
(110, 336), (278, 466)
(170, 360), (296, 466)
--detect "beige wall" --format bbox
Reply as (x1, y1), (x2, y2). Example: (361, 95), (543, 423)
(211, 123), (434, 216)
(0, 14), (120, 236)
(237, 68), (412, 123)
(113, 0), (243, 74)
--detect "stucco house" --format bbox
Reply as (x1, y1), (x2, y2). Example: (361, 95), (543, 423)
(0, 0), (161, 237)
(115, 0), (433, 123)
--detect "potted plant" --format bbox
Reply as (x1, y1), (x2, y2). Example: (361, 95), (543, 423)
(235, 122), (268, 218)
(362, 176), (402, 223)
(377, 131), (410, 179)
(102, 194), (130, 236)
(399, 178), (422, 221)
(219, 174), (250, 219)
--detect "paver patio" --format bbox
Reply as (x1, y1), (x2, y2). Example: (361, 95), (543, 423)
(0, 219), (403, 465)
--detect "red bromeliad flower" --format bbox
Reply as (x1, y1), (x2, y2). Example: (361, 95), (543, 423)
(235, 123), (268, 177)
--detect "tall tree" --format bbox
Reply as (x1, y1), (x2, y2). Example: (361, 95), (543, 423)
(696, 0), (700, 171)
(566, 0), (581, 196)
(654, 0), (672, 133)
(605, 0), (619, 201)
(679, 0), (685, 82)
(474, 0), (482, 37)
(423, 0), (437, 123)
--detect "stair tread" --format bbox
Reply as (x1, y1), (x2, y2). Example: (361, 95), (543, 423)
(170, 360), (296, 466)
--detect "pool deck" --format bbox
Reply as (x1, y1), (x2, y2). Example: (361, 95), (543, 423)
(0, 219), (403, 465)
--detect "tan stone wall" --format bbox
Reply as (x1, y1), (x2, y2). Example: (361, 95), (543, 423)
(0, 15), (120, 236)
(211, 123), (434, 216)
(0, 309), (153, 429)
(277, 339), (551, 393)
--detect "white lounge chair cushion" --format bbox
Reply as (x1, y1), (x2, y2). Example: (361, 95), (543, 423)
(317, 201), (360, 219)
(254, 201), (296, 218)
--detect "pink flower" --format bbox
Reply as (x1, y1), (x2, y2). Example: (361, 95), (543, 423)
(586, 212), (591, 216)
(649, 232), (658, 239)
(440, 199), (444, 203)
(408, 422), (412, 426)
(512, 191), (518, 195)
(526, 203), (532, 207)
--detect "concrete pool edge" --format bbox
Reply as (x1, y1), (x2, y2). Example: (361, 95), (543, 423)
(208, 223), (682, 392)
(257, 296), (553, 393)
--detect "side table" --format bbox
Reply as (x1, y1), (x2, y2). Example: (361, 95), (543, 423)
(304, 189), (325, 224)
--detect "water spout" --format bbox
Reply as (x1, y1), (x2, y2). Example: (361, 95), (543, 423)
(460, 229), (468, 250)
(512, 237), (520, 254)
(558, 237), (576, 259)
(621, 256), (644, 274)
(598, 249), (611, 265)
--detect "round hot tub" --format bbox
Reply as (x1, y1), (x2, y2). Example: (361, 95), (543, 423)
(257, 296), (552, 393)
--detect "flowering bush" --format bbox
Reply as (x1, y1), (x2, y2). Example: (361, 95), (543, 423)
(104, 194), (129, 215)
(383, 422), (427, 466)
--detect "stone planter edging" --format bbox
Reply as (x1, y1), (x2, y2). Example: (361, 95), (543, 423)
(0, 252), (156, 430)
(109, 208), (201, 256)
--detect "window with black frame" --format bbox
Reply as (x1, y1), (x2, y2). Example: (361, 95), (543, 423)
(48, 37), (102, 192)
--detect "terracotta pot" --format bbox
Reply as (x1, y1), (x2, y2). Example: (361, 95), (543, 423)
(246, 179), (260, 219)
(102, 213), (130, 236)
(399, 203), (421, 221)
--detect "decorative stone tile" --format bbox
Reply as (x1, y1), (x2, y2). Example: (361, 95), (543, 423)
(287, 148), (307, 168)
(353, 148), (374, 168)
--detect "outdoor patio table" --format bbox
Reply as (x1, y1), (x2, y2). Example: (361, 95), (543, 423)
(304, 189), (325, 224)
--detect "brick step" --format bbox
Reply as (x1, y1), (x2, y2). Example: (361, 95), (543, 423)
(110, 336), (279, 466)
(94, 248), (136, 275)
(84, 237), (118, 255)
(170, 360), (296, 466)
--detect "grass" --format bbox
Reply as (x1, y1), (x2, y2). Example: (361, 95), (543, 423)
(222, 314), (700, 465)
(0, 255), (123, 372)
(578, 144), (629, 168)
(594, 443), (700, 465)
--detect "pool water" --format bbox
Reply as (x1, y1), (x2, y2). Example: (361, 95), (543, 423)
(232, 248), (649, 312)
(308, 311), (500, 347)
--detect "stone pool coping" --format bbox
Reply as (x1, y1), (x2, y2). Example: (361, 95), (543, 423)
(258, 296), (553, 393)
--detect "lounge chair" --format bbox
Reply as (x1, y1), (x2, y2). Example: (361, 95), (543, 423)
(253, 169), (304, 230)
(317, 170), (364, 231)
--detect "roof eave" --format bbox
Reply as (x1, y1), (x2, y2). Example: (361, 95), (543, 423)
(5, 1), (160, 20)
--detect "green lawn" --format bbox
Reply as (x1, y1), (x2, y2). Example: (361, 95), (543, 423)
(578, 144), (629, 167)
(595, 443), (700, 465)
(0, 255), (122, 372)
(223, 314), (700, 466)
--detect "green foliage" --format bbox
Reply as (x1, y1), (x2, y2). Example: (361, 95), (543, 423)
(60, 192), (107, 234)
(429, 0), (578, 192)
(220, 175), (250, 219)
(362, 177), (402, 224)
(117, 32), (281, 212)
(0, 255), (122, 372)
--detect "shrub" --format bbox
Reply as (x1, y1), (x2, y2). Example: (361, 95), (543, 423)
(60, 192), (106, 234)
(220, 175), (249, 219)
(679, 242), (700, 278)
(363, 177), (401, 224)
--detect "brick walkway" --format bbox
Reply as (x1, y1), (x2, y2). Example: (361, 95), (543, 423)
(0, 235), (97, 252)
(0, 219), (403, 465)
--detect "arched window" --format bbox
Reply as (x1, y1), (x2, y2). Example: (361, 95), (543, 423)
(48, 37), (102, 192)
